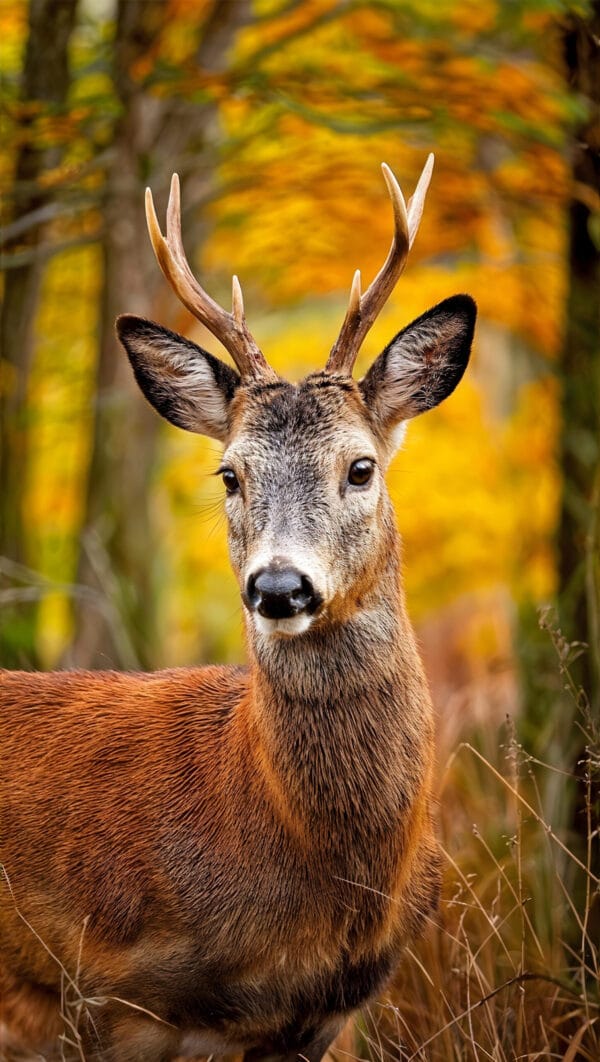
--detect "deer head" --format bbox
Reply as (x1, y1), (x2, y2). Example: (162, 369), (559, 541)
(117, 159), (476, 638)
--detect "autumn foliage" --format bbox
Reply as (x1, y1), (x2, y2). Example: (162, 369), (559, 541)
(1, 0), (598, 1059)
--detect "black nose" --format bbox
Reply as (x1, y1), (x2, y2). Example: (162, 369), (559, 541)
(244, 568), (320, 620)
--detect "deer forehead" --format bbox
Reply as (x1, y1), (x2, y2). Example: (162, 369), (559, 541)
(225, 374), (379, 470)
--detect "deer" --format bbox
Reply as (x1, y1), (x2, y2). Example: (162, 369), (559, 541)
(0, 155), (476, 1062)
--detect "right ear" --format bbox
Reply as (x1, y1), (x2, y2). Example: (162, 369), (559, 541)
(116, 315), (240, 442)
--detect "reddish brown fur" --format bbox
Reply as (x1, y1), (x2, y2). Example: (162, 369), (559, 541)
(1, 484), (437, 1062)
(0, 291), (476, 1060)
(1, 622), (440, 1059)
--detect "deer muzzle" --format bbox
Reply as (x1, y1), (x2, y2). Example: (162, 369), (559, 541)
(244, 567), (322, 621)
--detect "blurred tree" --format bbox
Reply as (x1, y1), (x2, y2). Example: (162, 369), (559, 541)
(0, 0), (79, 665)
(559, 0), (599, 718)
(70, 0), (253, 667)
(559, 0), (600, 946)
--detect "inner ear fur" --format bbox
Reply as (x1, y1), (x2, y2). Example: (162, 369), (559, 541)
(116, 315), (240, 441)
(359, 294), (477, 428)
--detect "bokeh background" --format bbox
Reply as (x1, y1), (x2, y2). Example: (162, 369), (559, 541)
(1, 1), (599, 1058)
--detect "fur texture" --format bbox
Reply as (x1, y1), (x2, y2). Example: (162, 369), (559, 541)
(0, 295), (475, 1061)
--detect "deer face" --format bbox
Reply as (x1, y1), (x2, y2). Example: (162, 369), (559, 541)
(220, 374), (384, 636)
(118, 157), (476, 636)
(118, 296), (476, 638)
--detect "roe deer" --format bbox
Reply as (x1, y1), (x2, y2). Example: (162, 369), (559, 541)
(0, 155), (476, 1062)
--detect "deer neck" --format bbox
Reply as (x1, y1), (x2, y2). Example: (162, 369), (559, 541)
(244, 534), (433, 863)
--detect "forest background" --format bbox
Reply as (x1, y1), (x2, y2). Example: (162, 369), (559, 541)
(1, 0), (599, 1059)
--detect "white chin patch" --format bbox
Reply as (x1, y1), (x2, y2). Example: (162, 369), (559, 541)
(253, 612), (314, 638)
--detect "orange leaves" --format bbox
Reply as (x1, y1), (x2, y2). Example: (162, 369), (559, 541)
(22, 107), (91, 151)
(203, 0), (570, 354)
(0, 0), (26, 73)
(237, 0), (341, 65)
(448, 0), (497, 34)
(498, 150), (568, 205)
(9, 0), (572, 667)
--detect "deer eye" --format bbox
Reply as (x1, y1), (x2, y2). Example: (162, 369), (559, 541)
(221, 468), (240, 494)
(348, 459), (375, 487)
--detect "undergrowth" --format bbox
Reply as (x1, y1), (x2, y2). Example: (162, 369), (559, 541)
(355, 611), (599, 1061)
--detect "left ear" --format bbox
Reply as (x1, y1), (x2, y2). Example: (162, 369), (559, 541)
(359, 295), (476, 436)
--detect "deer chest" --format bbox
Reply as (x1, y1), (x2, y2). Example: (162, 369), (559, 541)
(153, 942), (398, 1049)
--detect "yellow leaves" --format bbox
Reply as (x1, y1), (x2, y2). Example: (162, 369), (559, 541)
(38, 160), (83, 190)
(503, 377), (560, 601)
(12, 0), (570, 668)
(392, 381), (502, 615)
(155, 429), (241, 664)
(499, 150), (568, 205)
(36, 594), (72, 669)
(31, 108), (91, 150)
(5, 102), (93, 164)
(208, 122), (439, 302)
(208, 112), (566, 372)
(23, 246), (100, 662)
(129, 0), (225, 97)
(448, 0), (497, 34)
(238, 0), (340, 65)
(0, 0), (26, 74)
(393, 374), (558, 620)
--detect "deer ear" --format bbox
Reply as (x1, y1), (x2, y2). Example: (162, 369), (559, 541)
(116, 315), (240, 442)
(359, 295), (476, 439)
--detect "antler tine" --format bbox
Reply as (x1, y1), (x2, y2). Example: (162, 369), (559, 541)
(232, 275), (245, 326)
(145, 175), (275, 380)
(406, 152), (434, 247)
(326, 155), (434, 375)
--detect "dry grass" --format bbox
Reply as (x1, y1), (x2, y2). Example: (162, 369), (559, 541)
(352, 613), (599, 1061)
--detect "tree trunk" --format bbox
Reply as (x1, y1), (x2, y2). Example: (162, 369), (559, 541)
(555, 2), (600, 954)
(0, 0), (79, 666)
(560, 2), (600, 718)
(69, 0), (252, 668)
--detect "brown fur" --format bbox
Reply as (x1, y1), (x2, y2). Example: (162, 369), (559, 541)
(0, 295), (476, 1061)
(0, 604), (440, 1059)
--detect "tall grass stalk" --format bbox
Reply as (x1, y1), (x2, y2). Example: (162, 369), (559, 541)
(361, 612), (599, 1061)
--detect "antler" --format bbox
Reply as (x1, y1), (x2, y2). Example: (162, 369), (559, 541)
(326, 154), (434, 375)
(145, 174), (276, 380)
